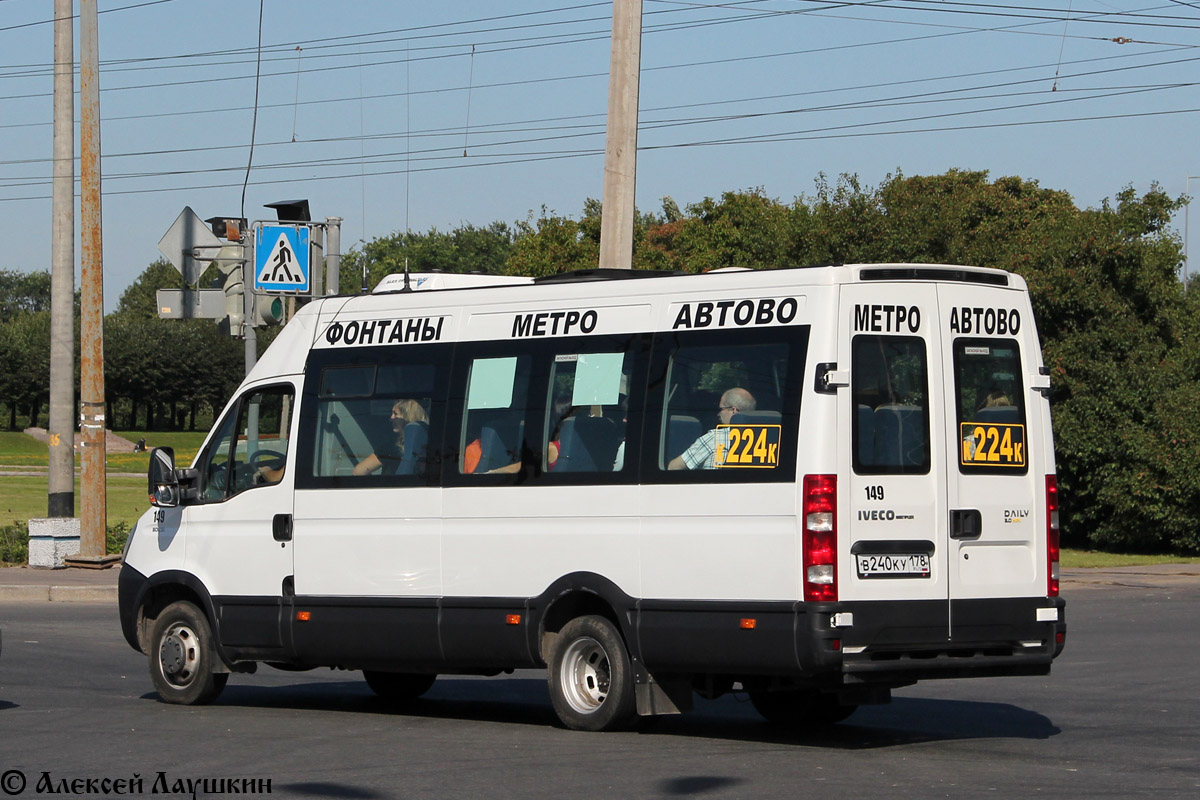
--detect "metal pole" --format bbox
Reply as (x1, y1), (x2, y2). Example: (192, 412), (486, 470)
(326, 217), (342, 296)
(78, 0), (107, 558)
(245, 323), (258, 376)
(243, 236), (257, 376)
(597, 0), (642, 271)
(48, 0), (75, 518)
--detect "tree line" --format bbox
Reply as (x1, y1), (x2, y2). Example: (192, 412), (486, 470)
(0, 261), (254, 433)
(2, 170), (1197, 552)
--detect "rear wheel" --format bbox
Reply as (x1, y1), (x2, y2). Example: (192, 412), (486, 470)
(363, 671), (436, 703)
(749, 689), (857, 726)
(148, 601), (228, 705)
(547, 615), (636, 731)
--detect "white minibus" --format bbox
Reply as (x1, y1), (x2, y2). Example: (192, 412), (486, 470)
(120, 264), (1065, 731)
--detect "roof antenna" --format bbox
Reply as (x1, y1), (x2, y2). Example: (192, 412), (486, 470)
(359, 239), (369, 294)
(400, 41), (414, 295)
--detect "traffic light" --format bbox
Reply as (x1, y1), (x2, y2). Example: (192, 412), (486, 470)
(206, 216), (249, 339)
(214, 244), (245, 338)
(253, 293), (285, 326)
(264, 199), (310, 223)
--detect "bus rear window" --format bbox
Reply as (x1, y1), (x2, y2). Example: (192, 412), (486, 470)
(852, 335), (930, 475)
(953, 339), (1028, 473)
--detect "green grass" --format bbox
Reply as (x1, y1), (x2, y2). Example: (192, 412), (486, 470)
(1061, 549), (1200, 568)
(0, 429), (207, 472)
(108, 430), (208, 472)
(0, 474), (149, 529)
(0, 431), (51, 465)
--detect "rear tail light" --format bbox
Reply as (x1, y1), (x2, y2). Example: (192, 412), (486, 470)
(803, 474), (837, 602)
(1046, 475), (1060, 597)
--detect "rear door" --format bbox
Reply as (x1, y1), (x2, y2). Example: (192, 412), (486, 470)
(839, 283), (948, 609)
(936, 284), (1046, 602)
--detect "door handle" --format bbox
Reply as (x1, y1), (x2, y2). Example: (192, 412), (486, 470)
(950, 509), (982, 540)
(272, 513), (293, 542)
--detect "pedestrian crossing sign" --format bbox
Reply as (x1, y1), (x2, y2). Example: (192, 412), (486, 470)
(255, 224), (311, 293)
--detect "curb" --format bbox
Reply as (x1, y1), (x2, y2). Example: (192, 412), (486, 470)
(0, 585), (118, 603)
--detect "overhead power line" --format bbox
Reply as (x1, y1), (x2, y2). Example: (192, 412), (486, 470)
(2, 0), (1198, 221)
(3, 45), (1195, 174)
(5, 43), (1196, 172)
(0, 0), (179, 34)
(3, 0), (1195, 85)
(2, 72), (1194, 193)
(4, 101), (1197, 206)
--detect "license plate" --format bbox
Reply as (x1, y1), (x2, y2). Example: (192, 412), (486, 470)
(856, 553), (931, 578)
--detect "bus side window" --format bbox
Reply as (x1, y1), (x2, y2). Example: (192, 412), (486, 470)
(310, 365), (378, 479)
(653, 331), (801, 479)
(195, 404), (239, 502)
(545, 350), (630, 474)
(302, 356), (442, 485)
(196, 385), (294, 501)
(460, 355), (532, 475)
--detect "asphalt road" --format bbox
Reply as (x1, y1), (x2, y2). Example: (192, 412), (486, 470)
(0, 582), (1197, 800)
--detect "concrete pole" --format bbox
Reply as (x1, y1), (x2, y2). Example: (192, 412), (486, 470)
(598, 0), (642, 270)
(48, 0), (75, 518)
(326, 217), (342, 296)
(78, 0), (107, 558)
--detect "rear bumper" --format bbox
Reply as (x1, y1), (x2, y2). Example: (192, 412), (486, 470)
(637, 595), (1065, 686)
(825, 596), (1066, 683)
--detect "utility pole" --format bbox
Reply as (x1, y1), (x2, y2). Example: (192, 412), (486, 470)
(1186, 175), (1197, 293)
(78, 0), (108, 560)
(48, 0), (74, 518)
(326, 217), (342, 296)
(598, 0), (642, 271)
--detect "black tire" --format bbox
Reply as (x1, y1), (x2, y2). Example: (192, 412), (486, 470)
(749, 688), (857, 727)
(547, 615), (637, 732)
(363, 671), (436, 702)
(148, 601), (229, 705)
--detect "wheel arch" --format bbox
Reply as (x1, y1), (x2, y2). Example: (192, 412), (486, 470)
(132, 570), (229, 669)
(532, 572), (638, 665)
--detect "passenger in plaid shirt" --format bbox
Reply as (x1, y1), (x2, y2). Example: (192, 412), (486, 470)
(668, 387), (756, 470)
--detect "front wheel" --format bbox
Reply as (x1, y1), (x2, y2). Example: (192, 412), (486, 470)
(748, 688), (857, 727)
(148, 601), (228, 705)
(547, 615), (637, 731)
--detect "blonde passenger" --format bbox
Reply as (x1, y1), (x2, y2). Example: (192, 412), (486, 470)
(354, 399), (429, 476)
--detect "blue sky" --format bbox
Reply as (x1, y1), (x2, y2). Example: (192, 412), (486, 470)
(2, 0), (1199, 308)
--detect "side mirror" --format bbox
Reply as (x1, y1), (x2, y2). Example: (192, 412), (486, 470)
(148, 447), (180, 508)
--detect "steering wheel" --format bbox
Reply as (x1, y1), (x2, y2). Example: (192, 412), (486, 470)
(249, 449), (285, 469)
(248, 449), (286, 486)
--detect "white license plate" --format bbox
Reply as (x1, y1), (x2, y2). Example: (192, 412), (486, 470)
(856, 553), (931, 578)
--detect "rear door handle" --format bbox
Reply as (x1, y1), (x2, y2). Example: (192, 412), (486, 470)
(272, 513), (293, 542)
(950, 509), (982, 540)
